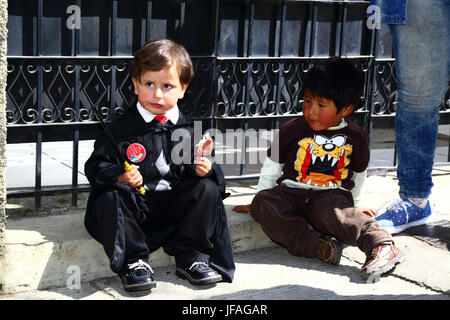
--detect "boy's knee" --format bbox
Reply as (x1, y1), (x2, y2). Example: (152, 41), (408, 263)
(92, 188), (136, 216)
(250, 190), (265, 208)
(250, 190), (272, 220)
(190, 178), (220, 200)
(197, 177), (216, 189)
(89, 189), (117, 213)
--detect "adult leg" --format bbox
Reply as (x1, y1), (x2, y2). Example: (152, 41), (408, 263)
(376, 0), (450, 233)
(394, 0), (449, 199)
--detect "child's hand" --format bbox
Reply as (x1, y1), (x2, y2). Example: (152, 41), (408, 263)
(117, 165), (143, 188)
(195, 133), (214, 159)
(195, 157), (212, 177)
(232, 204), (251, 214)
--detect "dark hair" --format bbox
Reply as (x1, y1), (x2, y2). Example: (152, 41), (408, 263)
(303, 57), (363, 113)
(128, 39), (194, 86)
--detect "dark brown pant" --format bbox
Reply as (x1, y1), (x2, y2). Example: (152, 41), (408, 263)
(250, 185), (392, 257)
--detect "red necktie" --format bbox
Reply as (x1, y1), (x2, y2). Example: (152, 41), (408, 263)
(154, 115), (167, 123)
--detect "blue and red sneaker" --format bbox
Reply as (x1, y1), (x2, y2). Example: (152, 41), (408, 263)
(375, 198), (432, 234)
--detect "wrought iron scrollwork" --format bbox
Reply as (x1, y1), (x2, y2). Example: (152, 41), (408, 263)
(178, 58), (214, 119)
(371, 60), (449, 115)
(6, 59), (112, 124)
(371, 60), (397, 116)
(6, 57), (215, 125)
(216, 58), (308, 118)
(215, 58), (373, 118)
(6, 57), (449, 126)
(6, 62), (37, 124)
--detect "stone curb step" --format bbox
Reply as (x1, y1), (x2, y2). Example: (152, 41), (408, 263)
(1, 201), (276, 294)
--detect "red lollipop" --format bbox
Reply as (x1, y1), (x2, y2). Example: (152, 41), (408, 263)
(126, 143), (146, 164)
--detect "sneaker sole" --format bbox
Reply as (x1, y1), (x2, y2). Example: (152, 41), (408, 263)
(360, 252), (406, 281)
(382, 215), (432, 234)
(122, 280), (157, 292)
(175, 268), (223, 285)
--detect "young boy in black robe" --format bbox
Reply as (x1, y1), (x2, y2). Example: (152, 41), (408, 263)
(84, 39), (235, 292)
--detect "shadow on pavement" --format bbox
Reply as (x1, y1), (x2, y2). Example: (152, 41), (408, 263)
(402, 219), (450, 251)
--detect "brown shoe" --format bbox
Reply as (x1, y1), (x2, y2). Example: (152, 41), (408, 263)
(313, 235), (343, 265)
(360, 242), (405, 280)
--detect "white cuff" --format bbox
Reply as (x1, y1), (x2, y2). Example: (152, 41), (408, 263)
(257, 157), (284, 192)
(351, 169), (367, 206)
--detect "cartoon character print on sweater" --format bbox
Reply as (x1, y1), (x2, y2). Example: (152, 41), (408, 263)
(294, 134), (353, 187)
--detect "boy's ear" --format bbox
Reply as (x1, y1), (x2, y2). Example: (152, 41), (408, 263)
(341, 105), (354, 117)
(179, 84), (188, 99)
(131, 77), (139, 95)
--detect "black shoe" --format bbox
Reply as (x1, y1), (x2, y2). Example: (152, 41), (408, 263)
(175, 262), (222, 285)
(120, 259), (156, 292)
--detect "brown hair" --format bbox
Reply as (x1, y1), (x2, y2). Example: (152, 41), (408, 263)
(128, 39), (194, 86)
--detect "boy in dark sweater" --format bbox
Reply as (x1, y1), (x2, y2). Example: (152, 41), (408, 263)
(234, 57), (404, 281)
(84, 39), (234, 292)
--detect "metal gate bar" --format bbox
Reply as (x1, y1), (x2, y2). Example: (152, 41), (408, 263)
(5, 0), (449, 209)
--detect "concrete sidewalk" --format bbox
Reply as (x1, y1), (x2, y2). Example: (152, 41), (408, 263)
(1, 167), (450, 300)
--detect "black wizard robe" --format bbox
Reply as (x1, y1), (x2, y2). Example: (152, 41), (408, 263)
(84, 105), (235, 282)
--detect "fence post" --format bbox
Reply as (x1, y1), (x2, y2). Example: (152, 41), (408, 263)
(0, 0), (8, 292)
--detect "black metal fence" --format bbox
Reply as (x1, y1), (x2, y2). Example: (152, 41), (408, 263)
(6, 0), (450, 208)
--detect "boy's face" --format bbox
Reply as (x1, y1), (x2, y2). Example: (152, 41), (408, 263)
(302, 89), (353, 131)
(132, 65), (187, 116)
